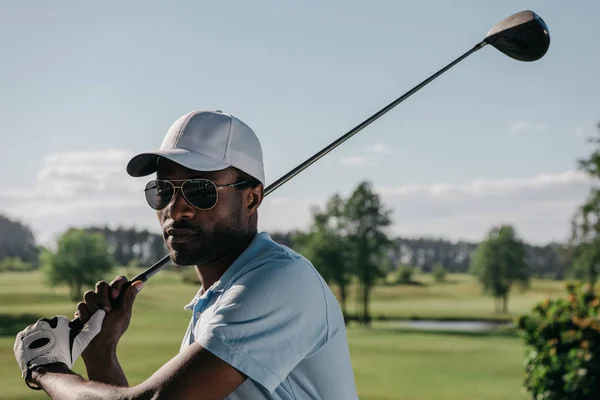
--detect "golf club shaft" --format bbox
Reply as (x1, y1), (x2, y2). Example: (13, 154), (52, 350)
(132, 41), (487, 284)
(70, 41), (486, 332)
(127, 42), (490, 286)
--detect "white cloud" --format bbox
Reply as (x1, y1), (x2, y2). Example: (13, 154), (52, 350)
(339, 156), (372, 167)
(377, 171), (588, 197)
(510, 122), (547, 132)
(381, 170), (594, 244)
(259, 170), (595, 245)
(365, 143), (393, 154)
(0, 149), (152, 243)
(2, 149), (141, 203)
(338, 144), (392, 168)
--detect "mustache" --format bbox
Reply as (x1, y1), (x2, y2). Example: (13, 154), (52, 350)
(162, 221), (203, 235)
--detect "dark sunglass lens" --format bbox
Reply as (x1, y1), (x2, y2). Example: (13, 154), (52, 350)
(182, 180), (218, 209)
(144, 181), (174, 210)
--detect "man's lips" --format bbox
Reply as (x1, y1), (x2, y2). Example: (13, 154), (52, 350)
(165, 228), (199, 243)
(166, 228), (197, 236)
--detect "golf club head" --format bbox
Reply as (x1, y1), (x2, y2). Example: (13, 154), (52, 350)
(484, 10), (550, 62)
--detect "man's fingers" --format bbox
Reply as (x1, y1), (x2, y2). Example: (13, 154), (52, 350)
(95, 281), (111, 313)
(76, 302), (90, 323)
(109, 276), (128, 299)
(123, 281), (144, 311)
(83, 309), (106, 336)
(83, 290), (100, 314)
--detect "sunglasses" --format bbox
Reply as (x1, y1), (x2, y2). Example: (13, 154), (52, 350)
(144, 179), (250, 211)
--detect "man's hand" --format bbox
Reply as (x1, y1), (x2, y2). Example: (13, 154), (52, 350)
(76, 276), (144, 356)
(13, 311), (105, 389)
(74, 276), (143, 386)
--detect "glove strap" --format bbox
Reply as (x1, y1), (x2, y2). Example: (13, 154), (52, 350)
(25, 367), (44, 391)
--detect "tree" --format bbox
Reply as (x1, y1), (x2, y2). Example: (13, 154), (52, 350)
(41, 228), (114, 301)
(432, 263), (447, 282)
(0, 214), (38, 264)
(570, 122), (600, 284)
(344, 182), (393, 326)
(469, 225), (530, 313)
(294, 195), (352, 320)
(569, 241), (600, 283)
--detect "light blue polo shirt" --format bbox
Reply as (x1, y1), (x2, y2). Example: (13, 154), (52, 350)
(179, 231), (358, 399)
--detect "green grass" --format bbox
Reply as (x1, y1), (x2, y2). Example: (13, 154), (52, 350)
(348, 325), (528, 400)
(338, 273), (565, 321)
(0, 270), (566, 399)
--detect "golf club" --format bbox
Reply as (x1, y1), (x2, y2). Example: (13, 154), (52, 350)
(69, 10), (550, 332)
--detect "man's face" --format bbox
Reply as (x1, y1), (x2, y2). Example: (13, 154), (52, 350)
(154, 159), (257, 266)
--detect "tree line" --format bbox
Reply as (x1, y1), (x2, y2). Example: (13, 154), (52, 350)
(1, 213), (569, 279)
(271, 232), (568, 278)
(0, 219), (166, 270)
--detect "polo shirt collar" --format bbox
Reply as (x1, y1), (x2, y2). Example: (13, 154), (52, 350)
(183, 231), (272, 310)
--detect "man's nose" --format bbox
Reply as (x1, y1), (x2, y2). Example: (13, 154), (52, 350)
(167, 191), (195, 220)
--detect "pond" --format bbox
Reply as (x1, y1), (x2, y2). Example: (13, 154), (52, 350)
(395, 319), (513, 332)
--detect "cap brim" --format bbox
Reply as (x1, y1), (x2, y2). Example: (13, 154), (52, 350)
(126, 149), (231, 177)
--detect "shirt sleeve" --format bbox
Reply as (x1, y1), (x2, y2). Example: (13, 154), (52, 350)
(194, 256), (329, 393)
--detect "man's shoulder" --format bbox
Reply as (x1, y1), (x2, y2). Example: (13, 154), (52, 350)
(227, 232), (325, 294)
(245, 232), (316, 269)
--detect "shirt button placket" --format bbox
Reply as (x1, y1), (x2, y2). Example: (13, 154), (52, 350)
(192, 291), (213, 325)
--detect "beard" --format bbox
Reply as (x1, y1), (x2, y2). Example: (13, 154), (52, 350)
(169, 226), (248, 266)
(165, 206), (249, 266)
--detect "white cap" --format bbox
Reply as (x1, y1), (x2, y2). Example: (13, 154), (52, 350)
(127, 110), (265, 185)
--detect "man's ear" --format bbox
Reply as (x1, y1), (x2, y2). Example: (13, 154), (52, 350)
(246, 185), (264, 213)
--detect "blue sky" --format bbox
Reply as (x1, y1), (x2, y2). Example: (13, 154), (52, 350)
(1, 0), (599, 246)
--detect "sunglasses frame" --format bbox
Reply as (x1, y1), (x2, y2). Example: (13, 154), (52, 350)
(144, 178), (250, 211)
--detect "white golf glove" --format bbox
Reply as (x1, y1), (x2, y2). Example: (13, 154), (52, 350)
(14, 311), (105, 388)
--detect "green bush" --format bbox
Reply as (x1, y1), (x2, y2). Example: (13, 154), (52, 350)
(395, 265), (414, 284)
(517, 282), (600, 399)
(432, 263), (446, 282)
(0, 257), (34, 272)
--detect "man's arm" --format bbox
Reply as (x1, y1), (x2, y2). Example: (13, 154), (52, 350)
(16, 274), (246, 400)
(31, 342), (246, 400)
(82, 351), (127, 386)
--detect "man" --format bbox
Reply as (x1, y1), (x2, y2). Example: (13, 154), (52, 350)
(14, 110), (359, 399)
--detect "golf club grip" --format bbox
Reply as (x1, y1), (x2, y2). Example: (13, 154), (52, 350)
(68, 255), (170, 332)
